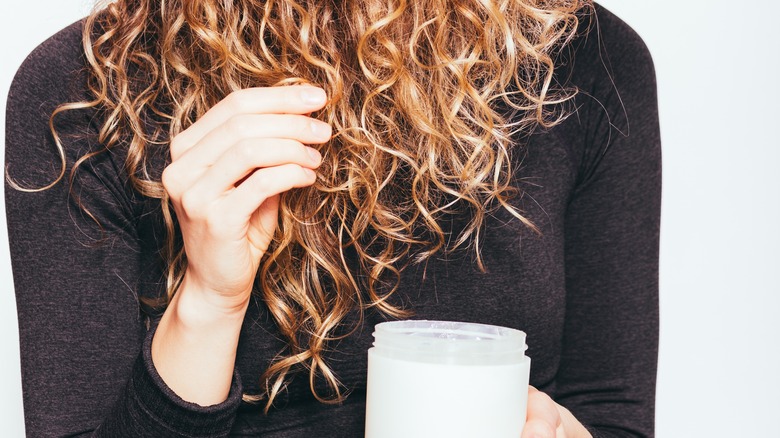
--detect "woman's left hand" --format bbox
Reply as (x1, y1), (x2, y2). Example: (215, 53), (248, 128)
(522, 386), (593, 438)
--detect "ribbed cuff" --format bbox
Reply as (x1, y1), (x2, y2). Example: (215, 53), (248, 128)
(126, 324), (243, 437)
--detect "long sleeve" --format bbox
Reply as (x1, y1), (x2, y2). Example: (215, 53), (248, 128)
(5, 22), (241, 437)
(554, 6), (661, 437)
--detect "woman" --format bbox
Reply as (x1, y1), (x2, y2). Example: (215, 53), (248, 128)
(5, 0), (660, 436)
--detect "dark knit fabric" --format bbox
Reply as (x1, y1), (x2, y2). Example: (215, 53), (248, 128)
(5, 4), (660, 437)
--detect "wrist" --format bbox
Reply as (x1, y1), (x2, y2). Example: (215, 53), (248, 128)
(174, 272), (252, 325)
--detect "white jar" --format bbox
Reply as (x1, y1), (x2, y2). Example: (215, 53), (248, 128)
(365, 320), (531, 438)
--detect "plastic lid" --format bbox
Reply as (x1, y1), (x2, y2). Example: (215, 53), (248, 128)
(371, 320), (528, 365)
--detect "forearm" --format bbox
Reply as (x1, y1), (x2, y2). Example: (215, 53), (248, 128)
(151, 275), (249, 406)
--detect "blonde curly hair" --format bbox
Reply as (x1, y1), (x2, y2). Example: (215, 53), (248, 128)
(32, 0), (588, 409)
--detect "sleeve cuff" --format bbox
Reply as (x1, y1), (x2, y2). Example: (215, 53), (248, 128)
(126, 323), (243, 437)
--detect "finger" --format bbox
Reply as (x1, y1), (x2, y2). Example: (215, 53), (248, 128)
(246, 193), (281, 255)
(522, 387), (562, 438)
(189, 138), (321, 200)
(556, 422), (567, 438)
(224, 164), (317, 219)
(173, 113), (331, 164)
(172, 86), (328, 157)
(522, 419), (557, 438)
(163, 114), (328, 197)
(557, 403), (592, 438)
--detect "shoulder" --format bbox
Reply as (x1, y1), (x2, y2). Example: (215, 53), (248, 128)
(587, 4), (654, 63)
(554, 4), (659, 133)
(6, 19), (91, 155)
(5, 20), (96, 186)
(544, 4), (661, 188)
(7, 19), (88, 112)
(559, 3), (658, 122)
(566, 4), (656, 88)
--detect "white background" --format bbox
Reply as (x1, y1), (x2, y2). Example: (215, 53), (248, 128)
(1, 1), (778, 436)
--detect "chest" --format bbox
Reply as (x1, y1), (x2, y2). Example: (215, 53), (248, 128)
(231, 131), (578, 402)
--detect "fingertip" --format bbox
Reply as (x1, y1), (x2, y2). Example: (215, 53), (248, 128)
(301, 167), (317, 181)
(300, 86), (327, 106)
(305, 147), (322, 164)
(309, 120), (332, 140)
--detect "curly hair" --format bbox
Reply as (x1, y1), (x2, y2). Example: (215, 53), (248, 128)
(28, 0), (588, 409)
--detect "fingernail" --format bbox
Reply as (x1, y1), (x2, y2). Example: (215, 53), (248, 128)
(302, 167), (316, 178)
(300, 87), (326, 105)
(306, 147), (321, 162)
(310, 121), (331, 139)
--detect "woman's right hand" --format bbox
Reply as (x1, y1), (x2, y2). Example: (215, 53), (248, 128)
(161, 85), (331, 312)
(152, 86), (330, 405)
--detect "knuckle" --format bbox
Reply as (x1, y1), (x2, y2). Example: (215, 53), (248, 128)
(179, 191), (205, 217)
(169, 136), (184, 160)
(297, 116), (313, 133)
(524, 420), (555, 438)
(295, 143), (309, 159)
(250, 172), (271, 193)
(233, 140), (256, 161)
(530, 389), (553, 404)
(161, 166), (178, 195)
(283, 88), (299, 108)
(225, 115), (252, 138)
(224, 90), (249, 113)
(203, 212), (228, 234)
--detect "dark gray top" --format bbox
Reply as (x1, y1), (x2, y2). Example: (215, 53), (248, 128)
(5, 4), (660, 437)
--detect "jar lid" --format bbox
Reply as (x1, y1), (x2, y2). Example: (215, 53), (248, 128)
(372, 320), (528, 365)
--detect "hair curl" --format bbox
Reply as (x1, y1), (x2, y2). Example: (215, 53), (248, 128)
(35, 0), (588, 409)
